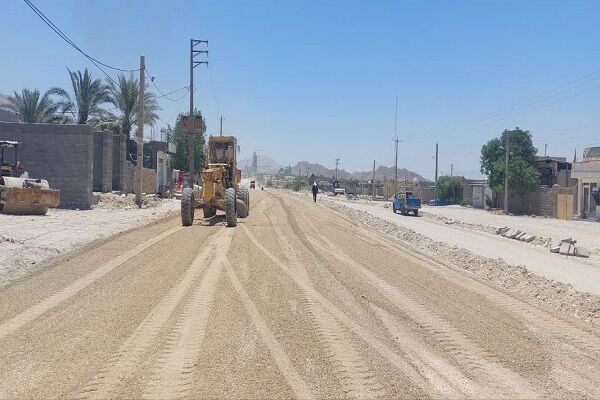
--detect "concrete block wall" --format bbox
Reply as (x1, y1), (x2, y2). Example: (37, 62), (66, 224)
(124, 162), (157, 194)
(92, 131), (114, 193)
(0, 122), (93, 209)
(530, 186), (557, 217)
(112, 134), (123, 191)
(101, 131), (112, 192)
(93, 132), (103, 191)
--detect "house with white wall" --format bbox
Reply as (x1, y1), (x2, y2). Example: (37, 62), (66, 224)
(572, 146), (600, 219)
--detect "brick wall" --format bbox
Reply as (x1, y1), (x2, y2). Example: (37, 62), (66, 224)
(0, 122), (93, 209)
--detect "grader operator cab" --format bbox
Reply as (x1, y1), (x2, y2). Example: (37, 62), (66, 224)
(180, 135), (249, 227)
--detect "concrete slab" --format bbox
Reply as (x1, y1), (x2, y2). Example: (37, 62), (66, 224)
(523, 235), (535, 243)
(559, 242), (571, 255)
(550, 246), (561, 253)
(576, 247), (590, 258)
(497, 226), (510, 235)
(568, 246), (576, 256)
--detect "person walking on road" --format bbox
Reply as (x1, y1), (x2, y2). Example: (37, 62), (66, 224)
(312, 181), (319, 203)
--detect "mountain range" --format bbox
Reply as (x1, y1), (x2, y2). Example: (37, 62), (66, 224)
(290, 161), (428, 183)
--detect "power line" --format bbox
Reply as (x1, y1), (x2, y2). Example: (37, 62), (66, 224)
(156, 86), (190, 100)
(144, 66), (190, 101)
(23, 0), (139, 74)
(411, 69), (600, 142)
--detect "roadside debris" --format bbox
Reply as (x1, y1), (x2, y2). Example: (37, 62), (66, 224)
(496, 226), (535, 242)
(550, 238), (589, 258)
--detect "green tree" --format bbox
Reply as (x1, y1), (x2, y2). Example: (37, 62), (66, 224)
(480, 128), (540, 209)
(50, 68), (110, 124)
(6, 89), (66, 123)
(435, 176), (461, 203)
(105, 73), (161, 144)
(165, 111), (206, 173)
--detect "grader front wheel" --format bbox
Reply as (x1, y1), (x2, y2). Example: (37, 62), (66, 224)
(225, 188), (237, 227)
(181, 188), (195, 226)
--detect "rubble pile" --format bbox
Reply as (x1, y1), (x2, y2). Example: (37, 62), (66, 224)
(496, 226), (536, 243)
(94, 193), (162, 210)
(550, 238), (590, 258)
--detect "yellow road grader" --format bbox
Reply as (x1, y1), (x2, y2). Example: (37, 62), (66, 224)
(180, 135), (249, 227)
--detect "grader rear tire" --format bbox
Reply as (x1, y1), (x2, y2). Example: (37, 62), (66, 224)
(181, 188), (194, 226)
(237, 186), (249, 218)
(225, 188), (237, 227)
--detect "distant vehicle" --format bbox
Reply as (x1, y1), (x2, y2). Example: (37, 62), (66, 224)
(392, 191), (421, 216)
(428, 198), (446, 206)
(332, 180), (346, 195)
(250, 180), (256, 189)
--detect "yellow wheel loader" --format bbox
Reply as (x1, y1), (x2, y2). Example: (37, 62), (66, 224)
(181, 135), (249, 227)
(0, 141), (60, 215)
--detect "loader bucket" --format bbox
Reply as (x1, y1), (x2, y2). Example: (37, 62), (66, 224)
(0, 177), (60, 215)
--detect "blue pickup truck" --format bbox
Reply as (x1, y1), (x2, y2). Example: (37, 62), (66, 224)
(392, 192), (421, 216)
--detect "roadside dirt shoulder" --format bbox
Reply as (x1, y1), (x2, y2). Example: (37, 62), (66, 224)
(0, 199), (179, 288)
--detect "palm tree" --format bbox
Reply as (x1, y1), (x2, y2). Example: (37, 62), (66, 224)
(50, 68), (110, 124)
(6, 89), (66, 123)
(106, 73), (161, 144)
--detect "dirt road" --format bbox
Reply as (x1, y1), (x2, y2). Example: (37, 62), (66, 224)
(1, 190), (600, 399)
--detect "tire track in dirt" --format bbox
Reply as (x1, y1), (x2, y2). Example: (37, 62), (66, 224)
(292, 193), (600, 396)
(239, 223), (436, 398)
(278, 193), (543, 397)
(225, 261), (314, 400)
(142, 229), (235, 400)
(78, 228), (232, 399)
(295, 196), (600, 349)
(371, 304), (478, 398)
(263, 207), (385, 399)
(0, 225), (183, 341)
(311, 198), (600, 367)
(304, 226), (539, 399)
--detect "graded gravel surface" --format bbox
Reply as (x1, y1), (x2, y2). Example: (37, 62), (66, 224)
(1, 190), (600, 399)
(324, 195), (600, 296)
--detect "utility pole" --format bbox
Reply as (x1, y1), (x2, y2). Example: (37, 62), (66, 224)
(372, 160), (376, 200)
(504, 132), (509, 214)
(135, 55), (145, 208)
(188, 39), (208, 189)
(433, 143), (438, 206)
(334, 158), (340, 180)
(393, 95), (399, 197)
(220, 114), (223, 136)
(450, 163), (453, 177)
(544, 144), (548, 157)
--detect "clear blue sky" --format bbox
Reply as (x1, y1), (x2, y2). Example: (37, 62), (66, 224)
(2, 0), (600, 179)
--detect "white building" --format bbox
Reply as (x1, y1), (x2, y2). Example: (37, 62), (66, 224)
(572, 146), (600, 219)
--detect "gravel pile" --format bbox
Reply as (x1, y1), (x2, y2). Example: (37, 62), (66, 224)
(324, 199), (600, 325)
